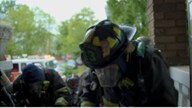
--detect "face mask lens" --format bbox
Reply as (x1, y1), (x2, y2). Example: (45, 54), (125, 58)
(95, 64), (121, 87)
(80, 43), (103, 67)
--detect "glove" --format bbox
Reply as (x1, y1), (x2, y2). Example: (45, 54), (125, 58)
(80, 101), (96, 107)
(54, 97), (69, 107)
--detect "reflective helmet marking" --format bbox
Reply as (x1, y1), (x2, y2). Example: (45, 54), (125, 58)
(93, 36), (117, 48)
(113, 26), (121, 37)
(107, 37), (116, 48)
(93, 36), (101, 46)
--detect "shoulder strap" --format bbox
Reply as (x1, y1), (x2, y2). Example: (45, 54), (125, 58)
(127, 40), (148, 105)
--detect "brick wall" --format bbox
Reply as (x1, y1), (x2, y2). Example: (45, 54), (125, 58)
(147, 0), (189, 66)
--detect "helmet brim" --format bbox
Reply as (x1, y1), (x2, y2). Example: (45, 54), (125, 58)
(119, 25), (137, 41)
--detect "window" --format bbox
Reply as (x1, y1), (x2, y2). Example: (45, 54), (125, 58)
(21, 63), (26, 69)
(45, 60), (55, 68)
(12, 64), (19, 72)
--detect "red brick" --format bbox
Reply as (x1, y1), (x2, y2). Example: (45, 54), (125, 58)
(156, 44), (166, 50)
(161, 51), (177, 58)
(164, 0), (185, 3)
(166, 43), (188, 50)
(176, 3), (186, 10)
(155, 36), (176, 43)
(176, 35), (188, 42)
(154, 0), (165, 4)
(164, 0), (176, 3)
(155, 12), (164, 19)
(154, 4), (175, 12)
(177, 50), (190, 57)
(165, 27), (186, 34)
(147, 0), (189, 66)
(175, 19), (187, 26)
(155, 20), (175, 27)
(164, 11), (187, 19)
(155, 28), (165, 34)
(175, 0), (186, 3)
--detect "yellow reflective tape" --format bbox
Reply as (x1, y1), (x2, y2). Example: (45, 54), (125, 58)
(56, 86), (69, 93)
(123, 78), (134, 86)
(25, 98), (30, 104)
(55, 97), (69, 106)
(81, 101), (96, 107)
(107, 37), (116, 48)
(118, 78), (134, 90)
(103, 97), (119, 107)
(113, 27), (121, 36)
(43, 80), (50, 90)
(93, 36), (101, 46)
(93, 35), (117, 49)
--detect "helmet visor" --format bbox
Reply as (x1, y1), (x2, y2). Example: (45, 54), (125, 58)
(95, 64), (121, 87)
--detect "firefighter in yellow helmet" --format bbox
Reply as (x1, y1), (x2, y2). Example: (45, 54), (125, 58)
(78, 19), (178, 107)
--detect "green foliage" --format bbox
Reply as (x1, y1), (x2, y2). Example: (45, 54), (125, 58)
(0, 0), (15, 26)
(106, 0), (148, 39)
(5, 5), (36, 55)
(1, 0), (149, 59)
(55, 8), (98, 57)
(1, 3), (56, 56)
(0, 0), (16, 14)
(64, 65), (87, 76)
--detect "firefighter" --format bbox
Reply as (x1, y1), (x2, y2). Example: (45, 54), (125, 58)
(78, 19), (178, 107)
(65, 73), (80, 106)
(65, 73), (79, 94)
(12, 64), (71, 107)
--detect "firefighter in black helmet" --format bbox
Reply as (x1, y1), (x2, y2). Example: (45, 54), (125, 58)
(66, 74), (79, 93)
(12, 64), (71, 107)
(78, 19), (178, 107)
(65, 74), (80, 106)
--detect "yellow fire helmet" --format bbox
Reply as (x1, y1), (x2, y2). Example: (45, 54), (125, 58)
(79, 19), (136, 68)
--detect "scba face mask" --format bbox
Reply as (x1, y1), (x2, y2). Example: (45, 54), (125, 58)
(95, 64), (121, 87)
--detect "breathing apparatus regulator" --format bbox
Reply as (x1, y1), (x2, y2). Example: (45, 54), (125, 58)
(66, 74), (79, 92)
